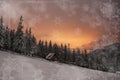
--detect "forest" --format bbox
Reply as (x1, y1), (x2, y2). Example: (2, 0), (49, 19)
(0, 16), (118, 73)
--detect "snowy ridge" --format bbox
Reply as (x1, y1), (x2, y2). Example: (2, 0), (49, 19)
(0, 51), (120, 80)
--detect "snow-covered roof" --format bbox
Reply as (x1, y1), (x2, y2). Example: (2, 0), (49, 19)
(46, 53), (55, 60)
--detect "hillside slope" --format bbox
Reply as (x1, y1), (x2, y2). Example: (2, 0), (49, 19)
(90, 42), (120, 72)
(0, 51), (120, 80)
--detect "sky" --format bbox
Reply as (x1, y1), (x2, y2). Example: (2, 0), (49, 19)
(0, 0), (120, 49)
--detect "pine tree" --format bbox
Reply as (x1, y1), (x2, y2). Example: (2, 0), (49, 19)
(10, 29), (15, 50)
(3, 27), (11, 50)
(53, 43), (59, 60)
(82, 49), (89, 67)
(75, 48), (81, 65)
(44, 40), (48, 56)
(48, 40), (53, 53)
(13, 16), (24, 53)
(0, 16), (4, 49)
(72, 49), (76, 63)
(59, 44), (64, 62)
(38, 40), (45, 58)
(63, 44), (67, 62)
(37, 40), (43, 57)
(66, 44), (71, 63)
(23, 28), (37, 56)
(23, 28), (30, 55)
(30, 35), (37, 56)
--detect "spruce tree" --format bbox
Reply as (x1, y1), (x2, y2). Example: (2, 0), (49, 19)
(23, 28), (30, 55)
(63, 44), (67, 62)
(39, 40), (46, 58)
(44, 40), (48, 56)
(75, 48), (81, 65)
(10, 29), (15, 50)
(0, 16), (4, 49)
(13, 16), (24, 53)
(72, 49), (76, 63)
(37, 40), (43, 57)
(48, 40), (53, 53)
(53, 43), (59, 60)
(30, 35), (37, 56)
(23, 28), (37, 56)
(3, 27), (11, 50)
(58, 44), (64, 62)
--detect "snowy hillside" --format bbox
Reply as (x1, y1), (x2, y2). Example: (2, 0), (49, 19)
(90, 42), (120, 72)
(0, 51), (120, 80)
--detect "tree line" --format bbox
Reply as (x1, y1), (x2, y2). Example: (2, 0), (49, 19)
(0, 16), (109, 72)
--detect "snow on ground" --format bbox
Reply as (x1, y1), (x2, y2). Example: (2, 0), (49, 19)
(0, 51), (120, 80)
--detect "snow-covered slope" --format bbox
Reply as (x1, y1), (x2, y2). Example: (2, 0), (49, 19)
(0, 51), (119, 80)
(90, 42), (120, 72)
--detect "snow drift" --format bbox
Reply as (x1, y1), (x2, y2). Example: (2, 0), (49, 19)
(0, 51), (120, 80)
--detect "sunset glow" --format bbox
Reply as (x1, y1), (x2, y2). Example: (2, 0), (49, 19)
(0, 0), (119, 49)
